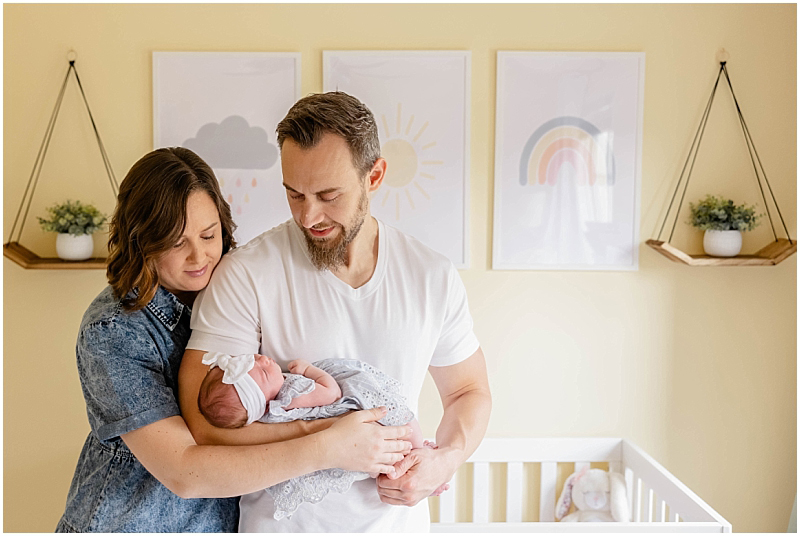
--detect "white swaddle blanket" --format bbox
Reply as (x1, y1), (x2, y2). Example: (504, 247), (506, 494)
(260, 358), (414, 520)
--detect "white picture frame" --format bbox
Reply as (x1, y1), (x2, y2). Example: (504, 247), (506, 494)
(324, 50), (471, 268)
(153, 51), (301, 246)
(493, 51), (645, 271)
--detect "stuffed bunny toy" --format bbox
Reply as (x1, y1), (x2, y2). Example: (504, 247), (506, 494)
(555, 466), (630, 522)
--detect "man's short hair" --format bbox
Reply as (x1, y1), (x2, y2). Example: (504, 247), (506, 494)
(276, 91), (380, 177)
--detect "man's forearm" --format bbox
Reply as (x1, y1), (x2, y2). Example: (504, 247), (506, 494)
(429, 348), (492, 478)
(434, 386), (492, 476)
(374, 361), (491, 507)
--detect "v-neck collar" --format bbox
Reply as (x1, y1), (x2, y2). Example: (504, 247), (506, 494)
(290, 219), (387, 301)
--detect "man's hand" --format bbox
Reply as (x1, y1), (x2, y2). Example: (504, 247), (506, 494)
(376, 348), (491, 507)
(375, 446), (457, 506)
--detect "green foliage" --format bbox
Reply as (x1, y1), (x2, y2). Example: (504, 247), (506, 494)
(37, 200), (107, 236)
(688, 195), (761, 232)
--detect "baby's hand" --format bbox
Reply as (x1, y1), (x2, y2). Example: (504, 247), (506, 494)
(287, 359), (311, 375)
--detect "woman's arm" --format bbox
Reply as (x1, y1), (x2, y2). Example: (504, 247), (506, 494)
(122, 408), (411, 499)
(285, 359), (343, 409)
(179, 349), (334, 445)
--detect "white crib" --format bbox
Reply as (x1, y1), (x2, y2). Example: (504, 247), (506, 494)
(429, 438), (731, 533)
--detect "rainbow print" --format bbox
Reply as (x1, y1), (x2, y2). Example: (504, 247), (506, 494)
(518, 116), (615, 187)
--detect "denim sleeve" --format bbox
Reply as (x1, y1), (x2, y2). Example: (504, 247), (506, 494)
(77, 320), (181, 441)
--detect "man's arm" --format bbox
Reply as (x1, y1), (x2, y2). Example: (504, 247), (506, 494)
(179, 349), (337, 445)
(376, 347), (492, 506)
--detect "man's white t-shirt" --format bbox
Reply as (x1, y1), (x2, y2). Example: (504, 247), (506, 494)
(188, 219), (479, 532)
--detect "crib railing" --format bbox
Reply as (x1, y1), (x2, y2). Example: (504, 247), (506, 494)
(430, 438), (731, 533)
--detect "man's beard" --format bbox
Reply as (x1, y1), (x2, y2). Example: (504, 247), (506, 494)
(301, 187), (368, 271)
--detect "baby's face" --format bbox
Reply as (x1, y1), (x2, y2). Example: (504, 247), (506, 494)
(249, 354), (285, 401)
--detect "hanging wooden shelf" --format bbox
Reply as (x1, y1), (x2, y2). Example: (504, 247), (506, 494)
(646, 238), (796, 266)
(5, 51), (117, 270)
(4, 242), (106, 269)
(649, 51), (796, 267)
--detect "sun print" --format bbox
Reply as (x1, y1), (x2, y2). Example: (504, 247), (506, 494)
(378, 103), (444, 221)
(324, 51), (470, 267)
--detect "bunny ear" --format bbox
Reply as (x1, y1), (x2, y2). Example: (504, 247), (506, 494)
(609, 472), (630, 522)
(555, 473), (577, 520)
(576, 465), (589, 479)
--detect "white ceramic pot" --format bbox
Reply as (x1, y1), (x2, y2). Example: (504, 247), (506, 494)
(56, 233), (94, 261)
(703, 230), (742, 257)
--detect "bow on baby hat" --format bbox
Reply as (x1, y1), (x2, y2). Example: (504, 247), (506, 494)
(202, 352), (255, 384)
(202, 352), (267, 425)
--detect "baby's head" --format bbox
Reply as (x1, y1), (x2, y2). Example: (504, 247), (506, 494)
(198, 353), (286, 429)
(198, 367), (248, 428)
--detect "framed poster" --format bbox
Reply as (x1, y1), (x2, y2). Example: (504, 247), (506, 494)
(153, 52), (300, 245)
(324, 50), (471, 268)
(493, 52), (644, 270)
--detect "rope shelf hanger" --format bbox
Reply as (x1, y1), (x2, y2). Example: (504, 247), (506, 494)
(646, 49), (796, 267)
(4, 50), (119, 269)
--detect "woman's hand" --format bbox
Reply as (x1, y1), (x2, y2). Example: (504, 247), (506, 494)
(320, 407), (412, 476)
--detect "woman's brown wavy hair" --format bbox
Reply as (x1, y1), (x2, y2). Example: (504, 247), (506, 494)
(107, 147), (237, 311)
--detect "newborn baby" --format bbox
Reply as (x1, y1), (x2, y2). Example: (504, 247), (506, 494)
(198, 353), (446, 519)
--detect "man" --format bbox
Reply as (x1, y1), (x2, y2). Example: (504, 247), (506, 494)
(179, 92), (491, 531)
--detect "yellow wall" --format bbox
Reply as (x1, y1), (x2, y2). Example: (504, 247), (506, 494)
(4, 4), (796, 532)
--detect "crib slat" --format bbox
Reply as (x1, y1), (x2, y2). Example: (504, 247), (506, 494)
(540, 462), (557, 522)
(428, 438), (730, 531)
(473, 462), (489, 523)
(506, 462), (523, 523)
(622, 440), (727, 524)
(439, 470), (457, 523)
(574, 461), (590, 473)
(634, 478), (643, 522)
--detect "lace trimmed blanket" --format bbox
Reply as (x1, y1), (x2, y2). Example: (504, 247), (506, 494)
(259, 358), (414, 520)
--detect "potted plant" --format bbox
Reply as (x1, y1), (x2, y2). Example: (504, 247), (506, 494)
(688, 195), (761, 257)
(38, 200), (107, 261)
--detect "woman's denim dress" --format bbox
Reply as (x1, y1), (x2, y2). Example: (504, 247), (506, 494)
(56, 286), (239, 532)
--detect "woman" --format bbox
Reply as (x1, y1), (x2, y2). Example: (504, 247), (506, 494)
(56, 147), (411, 532)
